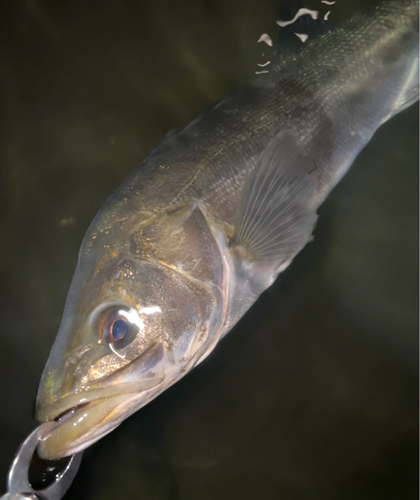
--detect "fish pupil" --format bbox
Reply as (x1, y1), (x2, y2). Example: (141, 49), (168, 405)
(111, 318), (128, 341)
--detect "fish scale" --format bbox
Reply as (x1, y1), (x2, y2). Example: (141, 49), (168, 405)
(35, 0), (418, 460)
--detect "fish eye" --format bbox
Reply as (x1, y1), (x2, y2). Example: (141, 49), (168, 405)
(110, 318), (129, 341)
(101, 306), (140, 350)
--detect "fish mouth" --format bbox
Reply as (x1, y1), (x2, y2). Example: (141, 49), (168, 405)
(37, 341), (167, 460)
(37, 391), (152, 459)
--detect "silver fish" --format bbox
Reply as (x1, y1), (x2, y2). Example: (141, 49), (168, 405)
(36, 0), (419, 459)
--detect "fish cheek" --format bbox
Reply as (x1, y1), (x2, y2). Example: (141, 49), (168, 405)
(124, 203), (227, 363)
(108, 257), (221, 366)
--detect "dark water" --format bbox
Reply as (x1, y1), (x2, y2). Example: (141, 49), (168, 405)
(0, 1), (418, 499)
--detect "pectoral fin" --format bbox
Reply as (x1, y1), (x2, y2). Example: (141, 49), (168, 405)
(232, 130), (318, 273)
(395, 82), (419, 114)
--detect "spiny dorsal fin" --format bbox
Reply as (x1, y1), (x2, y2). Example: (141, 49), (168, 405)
(232, 130), (318, 272)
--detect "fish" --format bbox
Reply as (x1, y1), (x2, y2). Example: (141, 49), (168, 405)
(36, 0), (419, 459)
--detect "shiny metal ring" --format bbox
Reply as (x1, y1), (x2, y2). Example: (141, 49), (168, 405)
(3, 423), (82, 500)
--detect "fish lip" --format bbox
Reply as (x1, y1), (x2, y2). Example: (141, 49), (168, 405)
(36, 340), (169, 459)
(38, 375), (164, 423)
(37, 340), (167, 423)
(54, 403), (90, 425)
(37, 392), (144, 459)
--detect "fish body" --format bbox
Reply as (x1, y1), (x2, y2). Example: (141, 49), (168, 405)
(36, 0), (419, 459)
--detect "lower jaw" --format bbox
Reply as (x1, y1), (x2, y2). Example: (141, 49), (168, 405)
(40, 422), (122, 458)
(37, 365), (183, 459)
(37, 393), (144, 459)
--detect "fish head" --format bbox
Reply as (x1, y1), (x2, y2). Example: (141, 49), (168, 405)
(36, 202), (225, 459)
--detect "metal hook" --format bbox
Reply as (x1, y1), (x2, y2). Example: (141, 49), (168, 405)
(1, 423), (82, 500)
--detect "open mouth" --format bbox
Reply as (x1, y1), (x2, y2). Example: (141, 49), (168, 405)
(37, 379), (167, 459)
(38, 392), (149, 459)
(37, 378), (166, 459)
(54, 403), (90, 424)
(36, 340), (169, 460)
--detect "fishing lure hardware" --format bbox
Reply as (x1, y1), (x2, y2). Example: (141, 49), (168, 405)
(1, 423), (82, 500)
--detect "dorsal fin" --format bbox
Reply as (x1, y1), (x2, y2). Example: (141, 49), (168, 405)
(231, 130), (318, 273)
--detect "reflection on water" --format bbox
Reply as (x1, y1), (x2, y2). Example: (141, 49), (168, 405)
(0, 0), (418, 499)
